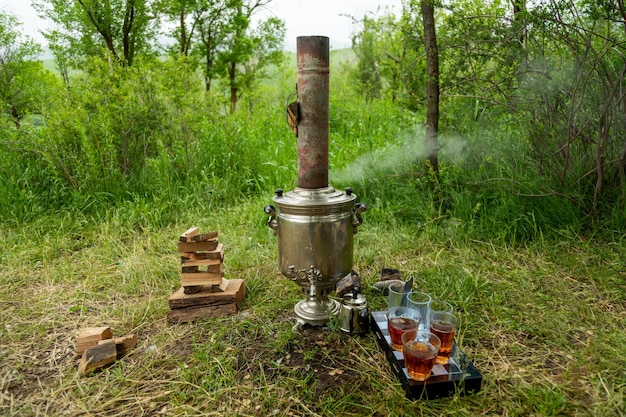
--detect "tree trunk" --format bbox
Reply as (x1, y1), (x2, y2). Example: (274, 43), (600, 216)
(77, 0), (121, 63)
(180, 8), (188, 56)
(421, 0), (439, 175)
(229, 61), (238, 114)
(10, 106), (20, 129)
(122, 1), (135, 66)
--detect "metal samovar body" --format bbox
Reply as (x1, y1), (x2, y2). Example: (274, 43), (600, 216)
(264, 36), (366, 327)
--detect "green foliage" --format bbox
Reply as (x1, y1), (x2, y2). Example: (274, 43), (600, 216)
(33, 0), (157, 67)
(350, 15), (384, 101)
(0, 12), (56, 124)
(158, 0), (286, 112)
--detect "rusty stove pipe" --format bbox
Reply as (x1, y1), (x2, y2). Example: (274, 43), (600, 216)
(296, 36), (329, 189)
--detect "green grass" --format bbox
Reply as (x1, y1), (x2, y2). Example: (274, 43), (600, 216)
(1, 198), (625, 416)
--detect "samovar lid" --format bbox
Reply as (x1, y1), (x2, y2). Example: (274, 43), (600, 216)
(273, 185), (357, 214)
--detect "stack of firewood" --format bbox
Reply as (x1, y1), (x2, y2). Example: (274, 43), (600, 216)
(177, 228), (224, 294)
(167, 227), (245, 324)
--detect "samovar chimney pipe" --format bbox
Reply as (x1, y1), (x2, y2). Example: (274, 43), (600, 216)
(296, 36), (329, 189)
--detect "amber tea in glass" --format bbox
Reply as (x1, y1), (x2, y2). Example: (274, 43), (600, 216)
(386, 307), (420, 351)
(429, 311), (459, 365)
(402, 330), (441, 381)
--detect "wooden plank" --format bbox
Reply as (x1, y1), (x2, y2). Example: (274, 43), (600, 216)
(177, 239), (218, 253)
(181, 257), (221, 267)
(181, 271), (224, 287)
(167, 279), (246, 324)
(78, 341), (117, 375)
(181, 258), (222, 272)
(76, 327), (113, 356)
(182, 264), (222, 274)
(168, 279), (245, 309)
(183, 279), (229, 294)
(179, 226), (199, 242)
(181, 244), (224, 261)
(191, 231), (218, 242)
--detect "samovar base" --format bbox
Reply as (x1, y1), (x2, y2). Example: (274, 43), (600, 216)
(293, 297), (340, 327)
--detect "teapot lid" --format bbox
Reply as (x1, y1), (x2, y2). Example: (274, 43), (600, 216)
(343, 292), (367, 307)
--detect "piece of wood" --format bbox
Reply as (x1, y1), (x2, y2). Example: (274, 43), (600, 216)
(167, 278), (246, 323)
(177, 239), (218, 253)
(182, 278), (229, 295)
(191, 231), (218, 242)
(76, 327), (113, 356)
(181, 244), (224, 261)
(168, 279), (245, 310)
(183, 285), (203, 294)
(214, 278), (230, 293)
(98, 333), (137, 356)
(181, 258), (222, 273)
(181, 257), (221, 267)
(179, 226), (199, 242)
(181, 271), (223, 287)
(78, 341), (117, 375)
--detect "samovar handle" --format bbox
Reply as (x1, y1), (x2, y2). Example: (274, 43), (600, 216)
(352, 203), (367, 234)
(264, 204), (278, 234)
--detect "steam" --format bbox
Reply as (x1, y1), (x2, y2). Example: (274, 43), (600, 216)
(330, 124), (467, 184)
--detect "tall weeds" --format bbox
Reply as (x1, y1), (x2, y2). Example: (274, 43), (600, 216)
(0, 52), (623, 241)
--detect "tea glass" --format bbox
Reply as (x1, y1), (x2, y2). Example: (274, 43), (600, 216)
(429, 311), (459, 364)
(386, 306), (420, 351)
(401, 329), (441, 381)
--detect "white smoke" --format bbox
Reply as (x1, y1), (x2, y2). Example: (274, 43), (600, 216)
(330, 124), (467, 183)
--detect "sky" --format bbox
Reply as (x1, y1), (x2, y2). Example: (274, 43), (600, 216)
(0, 0), (402, 51)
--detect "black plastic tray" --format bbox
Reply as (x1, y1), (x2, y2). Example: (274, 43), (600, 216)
(371, 310), (483, 400)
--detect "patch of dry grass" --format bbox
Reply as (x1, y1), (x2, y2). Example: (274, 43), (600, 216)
(1, 202), (625, 416)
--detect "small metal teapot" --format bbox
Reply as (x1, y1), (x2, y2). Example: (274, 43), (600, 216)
(338, 286), (370, 334)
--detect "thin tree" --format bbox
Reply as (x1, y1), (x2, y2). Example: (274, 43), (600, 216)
(421, 0), (439, 176)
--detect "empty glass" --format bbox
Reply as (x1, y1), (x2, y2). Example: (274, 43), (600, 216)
(388, 281), (412, 308)
(430, 300), (453, 314)
(407, 291), (431, 332)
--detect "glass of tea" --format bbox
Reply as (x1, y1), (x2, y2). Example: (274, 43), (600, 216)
(386, 306), (421, 351)
(429, 311), (459, 365)
(401, 329), (441, 381)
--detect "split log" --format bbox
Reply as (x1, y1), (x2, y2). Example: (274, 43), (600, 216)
(336, 270), (362, 297)
(179, 226), (200, 242)
(191, 232), (218, 242)
(181, 244), (224, 261)
(177, 239), (219, 253)
(76, 327), (113, 356)
(78, 341), (117, 375)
